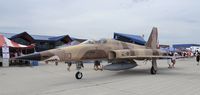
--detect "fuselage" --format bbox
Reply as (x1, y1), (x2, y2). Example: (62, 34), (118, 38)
(15, 39), (167, 62)
(40, 39), (145, 61)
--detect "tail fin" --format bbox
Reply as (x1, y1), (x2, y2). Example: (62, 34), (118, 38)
(146, 27), (158, 49)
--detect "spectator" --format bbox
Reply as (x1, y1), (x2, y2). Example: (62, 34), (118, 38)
(66, 62), (72, 71)
(94, 60), (103, 71)
(55, 61), (58, 66)
(196, 51), (200, 65)
(171, 53), (176, 68)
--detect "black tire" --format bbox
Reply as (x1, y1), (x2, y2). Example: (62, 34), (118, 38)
(151, 66), (157, 75)
(75, 72), (83, 79)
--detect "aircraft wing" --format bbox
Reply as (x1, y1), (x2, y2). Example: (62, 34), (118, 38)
(112, 55), (186, 60)
(108, 49), (185, 60)
(118, 55), (171, 59)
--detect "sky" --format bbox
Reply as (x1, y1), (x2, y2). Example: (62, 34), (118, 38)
(0, 0), (199, 45)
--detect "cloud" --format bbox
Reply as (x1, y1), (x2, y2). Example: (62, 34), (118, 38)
(0, 0), (199, 44)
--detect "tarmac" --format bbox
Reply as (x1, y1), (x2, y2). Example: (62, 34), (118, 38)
(1, 58), (200, 95)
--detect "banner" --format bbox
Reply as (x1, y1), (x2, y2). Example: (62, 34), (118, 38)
(2, 44), (10, 59)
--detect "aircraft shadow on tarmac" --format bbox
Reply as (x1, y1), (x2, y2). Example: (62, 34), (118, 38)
(62, 67), (157, 80)
(47, 67), (200, 89)
(86, 67), (199, 81)
(111, 67), (182, 75)
(113, 67), (200, 78)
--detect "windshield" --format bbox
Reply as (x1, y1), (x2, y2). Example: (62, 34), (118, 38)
(82, 39), (107, 44)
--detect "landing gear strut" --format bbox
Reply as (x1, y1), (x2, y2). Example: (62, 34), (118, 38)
(151, 66), (157, 74)
(75, 61), (83, 79)
(151, 59), (157, 75)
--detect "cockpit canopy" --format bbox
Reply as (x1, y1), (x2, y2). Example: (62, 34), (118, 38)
(82, 39), (108, 44)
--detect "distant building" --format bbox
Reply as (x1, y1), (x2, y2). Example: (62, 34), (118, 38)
(173, 44), (200, 49)
(114, 32), (146, 45)
(172, 44), (200, 54)
(0, 32), (86, 52)
(159, 44), (170, 49)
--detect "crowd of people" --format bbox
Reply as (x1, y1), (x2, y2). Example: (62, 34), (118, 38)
(167, 50), (200, 69)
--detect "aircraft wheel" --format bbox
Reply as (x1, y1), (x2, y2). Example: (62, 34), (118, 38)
(75, 71), (83, 79)
(151, 66), (157, 74)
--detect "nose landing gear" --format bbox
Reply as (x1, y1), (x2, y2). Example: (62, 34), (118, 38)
(75, 61), (84, 79)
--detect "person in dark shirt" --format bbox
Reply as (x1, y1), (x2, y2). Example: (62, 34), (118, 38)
(94, 60), (103, 71)
(196, 51), (200, 65)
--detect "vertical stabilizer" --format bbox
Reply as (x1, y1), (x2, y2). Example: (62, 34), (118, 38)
(146, 27), (158, 49)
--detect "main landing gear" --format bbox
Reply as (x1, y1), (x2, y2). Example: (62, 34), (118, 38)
(75, 61), (84, 79)
(151, 59), (157, 75)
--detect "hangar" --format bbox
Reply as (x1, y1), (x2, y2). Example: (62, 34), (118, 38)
(0, 32), (85, 67)
(1, 32), (85, 52)
(1, 32), (147, 52)
(173, 44), (200, 49)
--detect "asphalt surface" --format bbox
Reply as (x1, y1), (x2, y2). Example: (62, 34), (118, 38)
(1, 58), (200, 95)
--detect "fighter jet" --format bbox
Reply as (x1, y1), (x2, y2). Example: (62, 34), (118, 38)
(15, 27), (169, 79)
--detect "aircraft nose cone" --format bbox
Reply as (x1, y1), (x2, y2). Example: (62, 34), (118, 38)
(15, 53), (42, 61)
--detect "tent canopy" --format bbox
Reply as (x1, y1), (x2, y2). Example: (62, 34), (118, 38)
(114, 32), (146, 45)
(0, 34), (34, 48)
